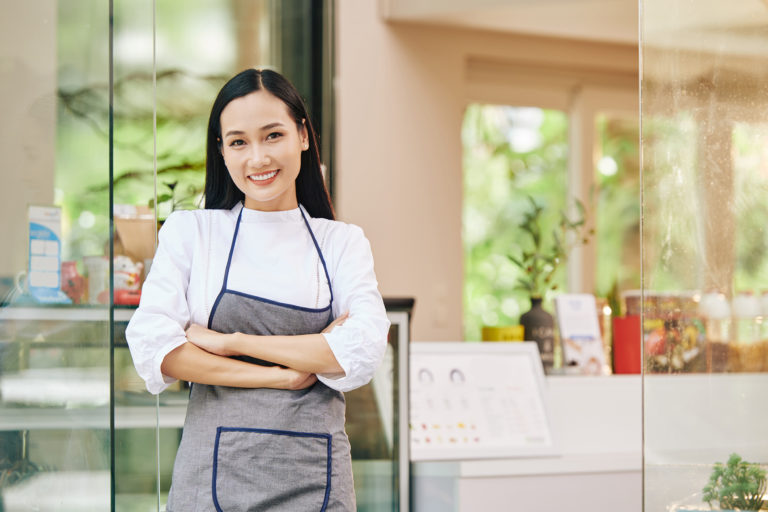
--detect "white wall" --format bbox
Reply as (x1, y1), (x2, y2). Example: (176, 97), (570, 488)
(335, 0), (638, 341)
(0, 2), (57, 280)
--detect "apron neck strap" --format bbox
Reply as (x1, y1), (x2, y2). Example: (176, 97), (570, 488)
(220, 204), (334, 307)
(298, 205), (334, 307)
(221, 206), (245, 292)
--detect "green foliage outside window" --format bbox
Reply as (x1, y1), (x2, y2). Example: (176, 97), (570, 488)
(595, 115), (641, 300)
(462, 104), (568, 341)
(463, 105), (643, 340)
(643, 115), (768, 294)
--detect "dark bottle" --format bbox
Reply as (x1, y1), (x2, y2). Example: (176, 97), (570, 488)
(520, 297), (555, 371)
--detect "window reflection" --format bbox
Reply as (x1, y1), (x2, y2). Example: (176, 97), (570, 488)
(642, 1), (768, 509)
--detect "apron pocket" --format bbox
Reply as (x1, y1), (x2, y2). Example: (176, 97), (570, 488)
(212, 426), (332, 512)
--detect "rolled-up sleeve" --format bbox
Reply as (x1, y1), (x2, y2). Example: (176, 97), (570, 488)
(125, 212), (195, 395)
(318, 224), (390, 392)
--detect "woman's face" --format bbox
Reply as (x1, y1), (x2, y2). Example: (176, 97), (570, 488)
(219, 90), (308, 211)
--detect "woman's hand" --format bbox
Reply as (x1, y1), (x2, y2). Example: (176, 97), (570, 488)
(186, 324), (236, 356)
(322, 311), (349, 334)
(275, 367), (318, 390)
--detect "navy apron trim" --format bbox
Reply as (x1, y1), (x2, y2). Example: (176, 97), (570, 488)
(211, 426), (332, 512)
(298, 205), (334, 307)
(211, 426), (224, 512)
(207, 207), (244, 328)
(207, 203), (335, 329)
(226, 289), (332, 313)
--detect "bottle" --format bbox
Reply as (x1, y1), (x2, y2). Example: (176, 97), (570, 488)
(732, 292), (761, 372)
(698, 292), (731, 373)
(760, 292), (768, 372)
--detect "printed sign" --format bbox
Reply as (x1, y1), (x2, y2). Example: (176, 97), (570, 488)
(28, 205), (70, 304)
(555, 294), (606, 375)
(410, 342), (556, 460)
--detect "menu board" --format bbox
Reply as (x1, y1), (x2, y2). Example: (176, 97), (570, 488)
(409, 342), (556, 461)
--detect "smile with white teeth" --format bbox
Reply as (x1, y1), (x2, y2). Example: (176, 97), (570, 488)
(248, 170), (279, 181)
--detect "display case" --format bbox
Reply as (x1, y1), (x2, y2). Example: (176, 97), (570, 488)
(0, 303), (410, 511)
(641, 0), (768, 510)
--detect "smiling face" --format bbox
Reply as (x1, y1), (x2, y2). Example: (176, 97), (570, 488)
(219, 90), (308, 211)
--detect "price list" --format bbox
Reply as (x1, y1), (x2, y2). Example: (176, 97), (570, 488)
(409, 342), (555, 460)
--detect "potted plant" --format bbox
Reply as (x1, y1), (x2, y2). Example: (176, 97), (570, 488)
(700, 453), (767, 511)
(507, 195), (592, 371)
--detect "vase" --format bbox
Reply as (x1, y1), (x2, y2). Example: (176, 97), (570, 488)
(520, 297), (555, 371)
(481, 325), (524, 342)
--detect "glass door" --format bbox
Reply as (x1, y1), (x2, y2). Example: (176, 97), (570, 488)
(641, 0), (768, 510)
(0, 1), (113, 510)
(1, 1), (341, 511)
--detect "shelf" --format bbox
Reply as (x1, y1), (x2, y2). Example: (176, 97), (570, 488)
(0, 405), (186, 431)
(1, 470), (110, 511)
(0, 306), (135, 322)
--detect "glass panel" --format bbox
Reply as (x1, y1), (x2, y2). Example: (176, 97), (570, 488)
(2, 1), (339, 510)
(109, 1), (338, 509)
(109, 3), (161, 510)
(594, 113), (640, 300)
(641, 0), (768, 509)
(462, 104), (569, 342)
(0, 0), (112, 510)
(347, 322), (398, 511)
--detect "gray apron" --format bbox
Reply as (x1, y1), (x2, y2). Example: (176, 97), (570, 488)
(167, 206), (355, 512)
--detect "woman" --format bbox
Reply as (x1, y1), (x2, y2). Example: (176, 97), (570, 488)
(126, 68), (389, 511)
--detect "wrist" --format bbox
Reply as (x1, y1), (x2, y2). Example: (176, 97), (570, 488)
(265, 365), (286, 389)
(227, 332), (244, 356)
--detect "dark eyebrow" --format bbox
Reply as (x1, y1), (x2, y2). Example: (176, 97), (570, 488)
(222, 123), (285, 139)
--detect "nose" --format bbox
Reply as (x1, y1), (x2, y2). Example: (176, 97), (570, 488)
(247, 145), (271, 168)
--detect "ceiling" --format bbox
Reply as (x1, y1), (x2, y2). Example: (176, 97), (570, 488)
(380, 0), (638, 44)
(380, 0), (768, 54)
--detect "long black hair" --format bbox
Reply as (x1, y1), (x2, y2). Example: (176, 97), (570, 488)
(203, 68), (334, 220)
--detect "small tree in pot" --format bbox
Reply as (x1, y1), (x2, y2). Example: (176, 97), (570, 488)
(507, 195), (592, 371)
(702, 453), (766, 511)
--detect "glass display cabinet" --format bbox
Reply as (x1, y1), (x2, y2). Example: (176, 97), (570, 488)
(641, 0), (768, 510)
(0, 1), (408, 511)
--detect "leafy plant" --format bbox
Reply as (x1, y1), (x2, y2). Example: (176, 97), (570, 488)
(507, 195), (593, 298)
(702, 453), (767, 510)
(148, 180), (202, 222)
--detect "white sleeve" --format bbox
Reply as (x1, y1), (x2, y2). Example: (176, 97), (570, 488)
(318, 224), (390, 392)
(125, 211), (195, 395)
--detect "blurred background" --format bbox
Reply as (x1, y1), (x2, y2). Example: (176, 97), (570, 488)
(2, 0), (768, 510)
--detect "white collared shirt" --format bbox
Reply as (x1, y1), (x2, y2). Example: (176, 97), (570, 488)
(125, 203), (390, 394)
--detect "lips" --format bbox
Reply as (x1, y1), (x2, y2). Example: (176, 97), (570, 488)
(247, 169), (279, 184)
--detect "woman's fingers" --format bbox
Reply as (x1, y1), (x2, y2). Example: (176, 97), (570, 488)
(280, 368), (317, 390)
(322, 311), (349, 333)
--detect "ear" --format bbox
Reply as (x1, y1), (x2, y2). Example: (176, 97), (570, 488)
(300, 119), (309, 150)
